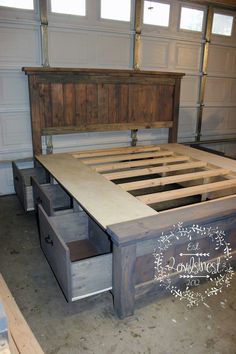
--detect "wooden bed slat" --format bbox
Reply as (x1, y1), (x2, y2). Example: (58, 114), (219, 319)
(119, 169), (230, 191)
(93, 155), (190, 172)
(138, 179), (236, 204)
(102, 161), (208, 180)
(82, 150), (174, 165)
(71, 145), (161, 158)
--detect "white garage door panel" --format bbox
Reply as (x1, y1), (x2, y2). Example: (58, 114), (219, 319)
(0, 111), (32, 148)
(174, 43), (201, 72)
(48, 28), (89, 67)
(49, 29), (131, 68)
(180, 76), (199, 106)
(95, 33), (131, 68)
(178, 107), (197, 140)
(0, 25), (41, 68)
(141, 37), (170, 69)
(0, 70), (29, 110)
(205, 77), (236, 106)
(0, 162), (14, 195)
(201, 107), (236, 136)
(208, 45), (236, 77)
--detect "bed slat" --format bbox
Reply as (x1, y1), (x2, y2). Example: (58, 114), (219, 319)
(138, 179), (236, 204)
(82, 150), (174, 165)
(93, 156), (190, 172)
(102, 161), (207, 180)
(71, 145), (161, 158)
(119, 169), (230, 191)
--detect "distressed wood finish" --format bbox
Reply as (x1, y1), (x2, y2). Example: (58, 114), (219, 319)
(37, 205), (112, 302)
(22, 67), (184, 155)
(108, 196), (236, 318)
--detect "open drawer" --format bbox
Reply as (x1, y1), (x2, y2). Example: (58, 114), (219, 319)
(38, 204), (112, 301)
(12, 159), (48, 212)
(32, 176), (72, 216)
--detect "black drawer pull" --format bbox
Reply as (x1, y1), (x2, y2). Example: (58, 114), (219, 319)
(45, 235), (53, 246)
(14, 176), (19, 182)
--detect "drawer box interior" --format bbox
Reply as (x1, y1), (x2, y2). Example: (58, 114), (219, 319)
(38, 204), (112, 301)
(32, 176), (72, 216)
(12, 160), (47, 212)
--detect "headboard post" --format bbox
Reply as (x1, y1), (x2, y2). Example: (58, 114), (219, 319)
(23, 68), (185, 155)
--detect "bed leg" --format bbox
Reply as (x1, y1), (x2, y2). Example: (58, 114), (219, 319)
(112, 243), (136, 319)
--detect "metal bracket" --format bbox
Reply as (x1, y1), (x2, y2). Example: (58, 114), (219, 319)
(45, 135), (53, 154)
(131, 129), (138, 146)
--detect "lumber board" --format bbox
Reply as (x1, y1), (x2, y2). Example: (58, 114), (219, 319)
(119, 168), (230, 191)
(93, 155), (190, 172)
(0, 274), (44, 354)
(138, 179), (236, 204)
(71, 144), (161, 158)
(163, 144), (236, 172)
(36, 154), (157, 229)
(102, 161), (207, 180)
(81, 150), (173, 165)
(42, 122), (173, 135)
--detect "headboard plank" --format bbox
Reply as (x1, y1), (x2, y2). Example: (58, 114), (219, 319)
(23, 67), (185, 155)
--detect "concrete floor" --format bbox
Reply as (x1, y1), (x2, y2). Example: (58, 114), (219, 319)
(0, 195), (235, 354)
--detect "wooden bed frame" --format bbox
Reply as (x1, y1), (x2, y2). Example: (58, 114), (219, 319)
(22, 67), (236, 318)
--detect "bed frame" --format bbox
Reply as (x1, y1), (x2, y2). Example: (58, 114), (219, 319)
(22, 67), (236, 318)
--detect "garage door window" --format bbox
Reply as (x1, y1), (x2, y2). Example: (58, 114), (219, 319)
(143, 1), (170, 27)
(51, 0), (86, 16)
(212, 13), (234, 36)
(0, 0), (33, 9)
(180, 6), (204, 32)
(101, 0), (131, 22)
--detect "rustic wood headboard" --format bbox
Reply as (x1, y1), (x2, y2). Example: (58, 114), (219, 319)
(22, 67), (185, 155)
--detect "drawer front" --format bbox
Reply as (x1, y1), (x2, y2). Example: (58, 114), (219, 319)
(71, 253), (112, 301)
(12, 161), (27, 211)
(38, 205), (71, 300)
(32, 178), (53, 216)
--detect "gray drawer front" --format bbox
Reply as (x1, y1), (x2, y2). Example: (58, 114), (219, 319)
(12, 161), (47, 212)
(38, 204), (71, 300)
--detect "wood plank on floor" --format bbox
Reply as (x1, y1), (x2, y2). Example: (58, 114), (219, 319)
(0, 274), (44, 354)
(138, 179), (236, 204)
(119, 168), (230, 191)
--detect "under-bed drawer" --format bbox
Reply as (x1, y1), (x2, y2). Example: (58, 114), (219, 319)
(12, 160), (47, 212)
(38, 204), (112, 301)
(32, 177), (72, 216)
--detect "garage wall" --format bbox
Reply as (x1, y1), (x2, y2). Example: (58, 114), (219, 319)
(0, 0), (235, 195)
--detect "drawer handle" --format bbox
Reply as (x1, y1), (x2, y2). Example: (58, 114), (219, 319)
(45, 235), (53, 246)
(14, 176), (19, 182)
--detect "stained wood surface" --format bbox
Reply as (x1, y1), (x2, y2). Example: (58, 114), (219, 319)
(0, 274), (44, 354)
(36, 154), (157, 229)
(23, 68), (184, 155)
